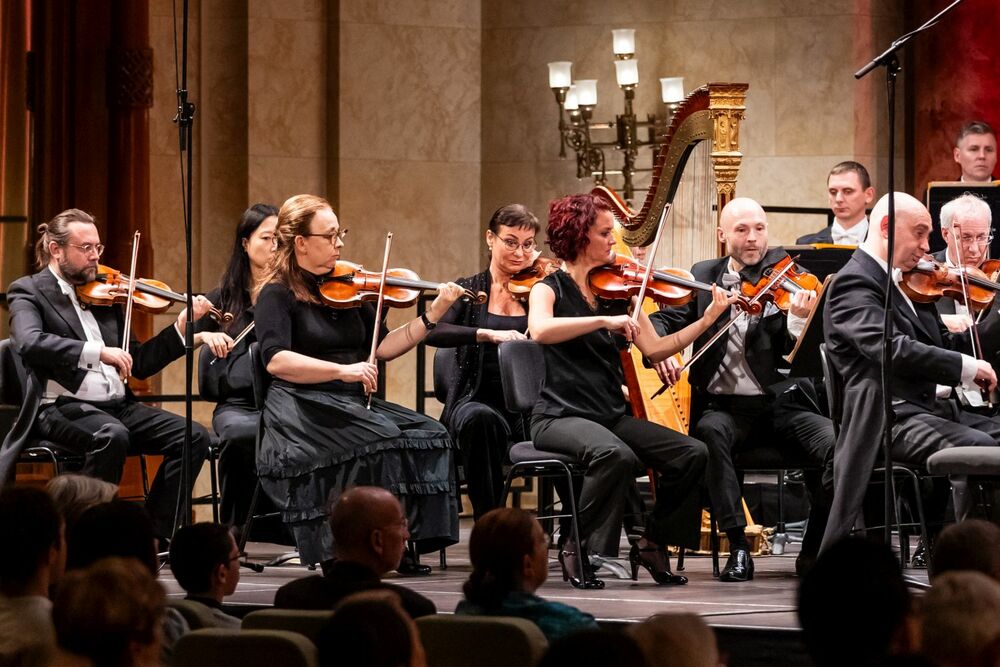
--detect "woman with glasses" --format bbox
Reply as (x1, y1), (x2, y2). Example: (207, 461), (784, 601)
(251, 194), (466, 570)
(425, 204), (539, 519)
(199, 203), (279, 530)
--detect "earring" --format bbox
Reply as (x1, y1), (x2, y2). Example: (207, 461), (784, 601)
(487, 244), (493, 251)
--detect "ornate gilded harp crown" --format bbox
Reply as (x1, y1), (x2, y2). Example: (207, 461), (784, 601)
(593, 83), (748, 251)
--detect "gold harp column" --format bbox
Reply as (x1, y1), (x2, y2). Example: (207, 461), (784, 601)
(707, 83), (747, 257)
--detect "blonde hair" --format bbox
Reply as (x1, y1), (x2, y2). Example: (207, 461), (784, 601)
(35, 209), (96, 269)
(253, 194), (333, 305)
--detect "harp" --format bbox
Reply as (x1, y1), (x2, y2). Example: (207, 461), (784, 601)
(596, 83), (749, 433)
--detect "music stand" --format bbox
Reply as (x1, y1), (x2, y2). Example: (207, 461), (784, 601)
(786, 275), (833, 378)
(784, 245), (855, 281)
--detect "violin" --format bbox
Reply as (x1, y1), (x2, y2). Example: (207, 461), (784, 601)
(588, 255), (761, 312)
(507, 256), (561, 301)
(76, 264), (233, 324)
(900, 257), (1000, 312)
(318, 260), (486, 309)
(739, 255), (820, 311)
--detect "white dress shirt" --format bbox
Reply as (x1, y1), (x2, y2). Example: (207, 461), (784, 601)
(830, 217), (869, 246)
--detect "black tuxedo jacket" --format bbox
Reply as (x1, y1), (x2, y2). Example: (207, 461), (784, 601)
(796, 226), (834, 245)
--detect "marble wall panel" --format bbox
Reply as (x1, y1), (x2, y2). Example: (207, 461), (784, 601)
(248, 156), (330, 206)
(249, 0), (326, 21)
(342, 0), (480, 28)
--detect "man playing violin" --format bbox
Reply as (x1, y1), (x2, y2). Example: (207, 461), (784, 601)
(932, 193), (994, 335)
(821, 192), (1000, 552)
(649, 197), (835, 581)
(5, 208), (227, 542)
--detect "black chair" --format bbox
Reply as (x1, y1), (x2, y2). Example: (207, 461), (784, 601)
(237, 342), (301, 571)
(496, 340), (587, 584)
(819, 343), (929, 566)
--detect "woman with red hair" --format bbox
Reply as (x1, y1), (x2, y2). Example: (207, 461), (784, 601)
(528, 193), (731, 589)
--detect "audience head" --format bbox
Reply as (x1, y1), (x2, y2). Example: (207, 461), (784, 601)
(487, 204), (541, 276)
(219, 202), (279, 321)
(46, 474), (118, 534)
(463, 507), (548, 609)
(0, 486), (65, 596)
(954, 120), (997, 183)
(939, 193), (993, 268)
(546, 193), (615, 264)
(329, 486), (410, 575)
(827, 161), (874, 227)
(921, 571), (1000, 667)
(931, 519), (1000, 582)
(628, 613), (719, 667)
(53, 556), (164, 667)
(539, 628), (648, 667)
(67, 500), (158, 574)
(169, 522), (241, 601)
(865, 192), (932, 270)
(317, 590), (422, 667)
(798, 537), (913, 667)
(718, 197), (768, 269)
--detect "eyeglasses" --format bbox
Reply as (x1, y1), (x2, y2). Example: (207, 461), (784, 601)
(65, 242), (105, 257)
(958, 233), (993, 246)
(497, 237), (536, 252)
(302, 229), (349, 243)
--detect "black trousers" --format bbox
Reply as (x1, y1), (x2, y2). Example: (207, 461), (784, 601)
(449, 398), (524, 520)
(36, 398), (210, 538)
(531, 413), (708, 556)
(693, 394), (834, 555)
(212, 403), (259, 527)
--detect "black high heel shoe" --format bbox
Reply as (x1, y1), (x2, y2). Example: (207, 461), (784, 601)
(628, 539), (687, 586)
(558, 548), (605, 590)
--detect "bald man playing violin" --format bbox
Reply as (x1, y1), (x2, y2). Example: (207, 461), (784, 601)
(821, 192), (1000, 554)
(648, 197), (835, 581)
(3, 208), (228, 541)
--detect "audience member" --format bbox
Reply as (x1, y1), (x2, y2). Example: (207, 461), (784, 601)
(538, 628), (648, 667)
(798, 537), (917, 667)
(628, 613), (720, 667)
(930, 519), (1000, 582)
(274, 487), (436, 618)
(316, 590), (426, 667)
(456, 507), (598, 641)
(921, 571), (1000, 667)
(168, 523), (242, 629)
(0, 487), (65, 666)
(46, 474), (118, 535)
(51, 556), (164, 667)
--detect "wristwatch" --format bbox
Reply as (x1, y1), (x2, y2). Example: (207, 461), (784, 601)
(420, 312), (437, 330)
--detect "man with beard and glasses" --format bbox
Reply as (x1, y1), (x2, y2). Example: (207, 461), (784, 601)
(4, 208), (227, 542)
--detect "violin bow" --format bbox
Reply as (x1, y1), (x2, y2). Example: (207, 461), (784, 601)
(366, 232), (393, 409)
(120, 231), (141, 381)
(208, 321), (255, 366)
(951, 224), (992, 405)
(650, 256), (799, 400)
(627, 204), (671, 327)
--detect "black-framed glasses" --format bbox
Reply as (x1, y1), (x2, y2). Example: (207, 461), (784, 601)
(65, 242), (105, 257)
(302, 229), (349, 243)
(497, 237), (536, 252)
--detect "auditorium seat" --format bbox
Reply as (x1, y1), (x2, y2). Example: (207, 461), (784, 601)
(416, 614), (548, 667)
(173, 629), (317, 667)
(241, 609), (334, 644)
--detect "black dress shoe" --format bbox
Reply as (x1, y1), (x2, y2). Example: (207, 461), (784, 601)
(795, 551), (816, 577)
(910, 539), (931, 569)
(719, 548), (754, 582)
(396, 550), (432, 576)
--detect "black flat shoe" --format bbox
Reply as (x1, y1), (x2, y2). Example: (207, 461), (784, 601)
(396, 550), (432, 576)
(558, 549), (605, 589)
(910, 539), (931, 569)
(719, 548), (754, 582)
(627, 540), (687, 586)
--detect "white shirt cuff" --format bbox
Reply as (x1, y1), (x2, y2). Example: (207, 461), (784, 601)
(174, 322), (186, 344)
(786, 312), (807, 339)
(960, 353), (979, 387)
(79, 341), (103, 370)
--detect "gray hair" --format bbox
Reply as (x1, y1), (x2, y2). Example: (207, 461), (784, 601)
(940, 193), (992, 230)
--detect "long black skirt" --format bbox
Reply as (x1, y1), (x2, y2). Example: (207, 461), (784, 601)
(257, 381), (459, 565)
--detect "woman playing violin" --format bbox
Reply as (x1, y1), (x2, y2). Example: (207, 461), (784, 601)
(252, 194), (466, 569)
(527, 193), (732, 588)
(425, 204), (539, 519)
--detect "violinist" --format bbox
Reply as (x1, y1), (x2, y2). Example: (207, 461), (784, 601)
(198, 203), (278, 529)
(6, 208), (221, 542)
(251, 194), (465, 571)
(822, 192), (1000, 553)
(649, 198), (835, 581)
(528, 193), (730, 589)
(931, 194), (995, 334)
(424, 204), (538, 519)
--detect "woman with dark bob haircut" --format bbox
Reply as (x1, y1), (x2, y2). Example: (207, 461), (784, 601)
(456, 507), (598, 641)
(527, 193), (731, 588)
(426, 204), (540, 519)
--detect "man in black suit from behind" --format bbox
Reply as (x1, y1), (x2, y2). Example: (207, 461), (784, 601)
(5, 208), (227, 540)
(821, 192), (1000, 552)
(649, 198), (835, 581)
(797, 161), (875, 246)
(274, 486), (436, 618)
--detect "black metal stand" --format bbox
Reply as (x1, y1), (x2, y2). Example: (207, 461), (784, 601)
(854, 0), (962, 551)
